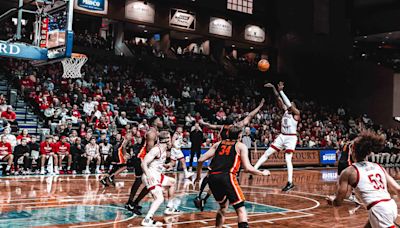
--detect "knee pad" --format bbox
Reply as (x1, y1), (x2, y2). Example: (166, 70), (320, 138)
(233, 201), (245, 210)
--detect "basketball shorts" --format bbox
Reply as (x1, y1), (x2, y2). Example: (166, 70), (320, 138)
(131, 157), (143, 176)
(369, 199), (397, 228)
(142, 171), (173, 191)
(208, 172), (245, 209)
(270, 134), (297, 153)
(0, 154), (8, 160)
(171, 148), (184, 160)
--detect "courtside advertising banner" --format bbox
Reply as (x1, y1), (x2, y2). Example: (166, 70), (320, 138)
(209, 17), (232, 37)
(125, 0), (155, 23)
(244, 25), (265, 43)
(251, 149), (320, 166)
(0, 41), (48, 60)
(74, 0), (108, 14)
(319, 150), (337, 165)
(169, 8), (196, 30)
(182, 148), (209, 167)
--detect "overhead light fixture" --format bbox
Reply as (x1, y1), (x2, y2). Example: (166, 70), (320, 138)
(250, 46), (254, 49)
(232, 44), (235, 47)
(144, 30), (148, 33)
(363, 36), (368, 39)
(184, 36), (188, 40)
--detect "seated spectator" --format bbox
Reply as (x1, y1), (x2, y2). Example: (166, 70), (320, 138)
(1, 106), (17, 128)
(13, 138), (30, 174)
(39, 135), (57, 175)
(84, 137), (101, 174)
(27, 135), (40, 174)
(202, 138), (213, 148)
(216, 107), (227, 122)
(55, 136), (72, 174)
(0, 135), (13, 175)
(2, 128), (16, 148)
(16, 129), (31, 144)
(71, 137), (85, 174)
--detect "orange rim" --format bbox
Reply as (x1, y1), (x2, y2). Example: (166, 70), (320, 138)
(70, 53), (87, 58)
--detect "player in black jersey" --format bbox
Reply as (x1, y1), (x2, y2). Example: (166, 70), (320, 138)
(197, 125), (270, 228)
(337, 133), (357, 175)
(194, 99), (265, 210)
(100, 132), (133, 187)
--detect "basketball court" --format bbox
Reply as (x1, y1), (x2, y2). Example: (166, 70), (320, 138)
(1, 168), (399, 227)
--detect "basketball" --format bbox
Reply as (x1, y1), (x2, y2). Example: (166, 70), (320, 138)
(258, 59), (270, 72)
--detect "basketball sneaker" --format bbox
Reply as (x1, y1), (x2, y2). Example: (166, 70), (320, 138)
(282, 182), (295, 192)
(100, 178), (109, 187)
(193, 196), (201, 209)
(185, 171), (194, 179)
(125, 203), (142, 215)
(164, 207), (182, 215)
(108, 176), (115, 187)
(141, 217), (163, 227)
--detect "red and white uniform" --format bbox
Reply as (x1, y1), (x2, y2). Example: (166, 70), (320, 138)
(353, 161), (397, 228)
(142, 145), (171, 191)
(171, 132), (184, 160)
(55, 142), (70, 154)
(0, 142), (12, 159)
(40, 142), (54, 155)
(270, 111), (298, 152)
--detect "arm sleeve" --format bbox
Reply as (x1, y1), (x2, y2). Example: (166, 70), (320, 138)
(279, 91), (292, 108)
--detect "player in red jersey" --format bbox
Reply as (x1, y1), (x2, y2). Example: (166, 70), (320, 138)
(197, 125), (270, 228)
(40, 135), (57, 175)
(327, 131), (400, 228)
(0, 136), (13, 175)
(54, 136), (72, 174)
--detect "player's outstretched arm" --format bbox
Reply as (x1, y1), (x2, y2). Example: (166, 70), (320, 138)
(265, 83), (285, 110)
(276, 81), (300, 118)
(237, 98), (265, 128)
(384, 167), (400, 195)
(239, 143), (269, 176)
(195, 142), (219, 182)
(198, 119), (223, 130)
(328, 166), (354, 206)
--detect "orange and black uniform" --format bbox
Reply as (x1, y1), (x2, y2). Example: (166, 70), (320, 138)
(338, 142), (354, 175)
(220, 125), (230, 140)
(208, 139), (245, 209)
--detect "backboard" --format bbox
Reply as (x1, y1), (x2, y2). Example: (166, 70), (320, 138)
(34, 0), (74, 62)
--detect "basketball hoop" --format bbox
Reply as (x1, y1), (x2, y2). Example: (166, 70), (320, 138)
(61, 53), (87, 79)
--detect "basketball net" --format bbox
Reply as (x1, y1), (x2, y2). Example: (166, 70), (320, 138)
(61, 53), (88, 79)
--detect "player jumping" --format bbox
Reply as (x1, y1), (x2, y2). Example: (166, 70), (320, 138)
(254, 82), (300, 192)
(141, 131), (181, 227)
(327, 131), (400, 228)
(197, 125), (270, 228)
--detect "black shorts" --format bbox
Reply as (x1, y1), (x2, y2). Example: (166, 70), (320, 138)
(208, 172), (245, 208)
(338, 160), (349, 175)
(131, 157), (143, 177)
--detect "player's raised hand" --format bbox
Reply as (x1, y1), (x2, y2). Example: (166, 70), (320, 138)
(261, 170), (271, 176)
(277, 81), (285, 91)
(264, 83), (274, 88)
(326, 195), (335, 206)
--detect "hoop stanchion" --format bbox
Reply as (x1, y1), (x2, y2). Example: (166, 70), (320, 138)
(61, 53), (87, 78)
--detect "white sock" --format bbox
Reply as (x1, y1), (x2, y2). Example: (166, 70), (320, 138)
(41, 167), (45, 171)
(59, 166), (62, 170)
(285, 153), (293, 183)
(109, 165), (113, 170)
(6, 165), (10, 171)
(254, 147), (276, 170)
(145, 213), (154, 220)
(67, 166), (70, 170)
(86, 166), (89, 170)
(54, 166), (58, 170)
(96, 165), (100, 170)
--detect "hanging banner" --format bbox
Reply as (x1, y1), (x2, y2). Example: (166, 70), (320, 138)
(169, 8), (196, 30)
(245, 25), (265, 43)
(209, 17), (232, 37)
(74, 0), (108, 15)
(125, 0), (155, 23)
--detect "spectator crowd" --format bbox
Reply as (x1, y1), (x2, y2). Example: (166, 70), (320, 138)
(0, 19), (399, 175)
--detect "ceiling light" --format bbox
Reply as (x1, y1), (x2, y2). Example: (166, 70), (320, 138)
(144, 30), (148, 33)
(363, 36), (368, 39)
(232, 44), (235, 47)
(250, 46), (254, 49)
(184, 36), (188, 40)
